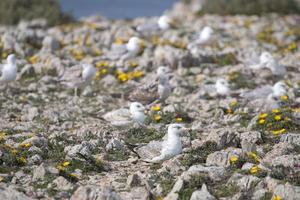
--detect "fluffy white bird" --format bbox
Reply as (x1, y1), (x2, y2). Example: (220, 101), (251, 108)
(261, 52), (287, 76)
(240, 81), (288, 100)
(249, 52), (286, 76)
(60, 63), (97, 96)
(143, 124), (188, 163)
(108, 36), (144, 61)
(215, 78), (230, 96)
(136, 15), (174, 34)
(0, 54), (17, 84)
(196, 26), (214, 45)
(103, 102), (147, 127)
(157, 15), (173, 30)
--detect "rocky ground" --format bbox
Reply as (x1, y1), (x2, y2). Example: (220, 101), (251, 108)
(0, 2), (300, 200)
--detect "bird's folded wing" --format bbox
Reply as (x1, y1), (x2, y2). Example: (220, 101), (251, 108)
(136, 22), (159, 33)
(102, 108), (131, 124)
(203, 84), (216, 93)
(128, 85), (159, 105)
(60, 65), (82, 82)
(135, 140), (162, 160)
(240, 85), (273, 100)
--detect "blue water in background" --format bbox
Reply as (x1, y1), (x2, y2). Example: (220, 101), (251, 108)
(60, 0), (178, 19)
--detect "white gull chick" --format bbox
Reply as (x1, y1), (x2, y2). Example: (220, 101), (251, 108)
(143, 124), (188, 163)
(60, 63), (97, 96)
(241, 81), (288, 100)
(260, 52), (286, 76)
(0, 54), (17, 84)
(103, 102), (147, 127)
(250, 52), (286, 77)
(157, 15), (173, 30)
(196, 26), (214, 45)
(136, 15), (174, 34)
(108, 36), (144, 61)
(215, 78), (230, 96)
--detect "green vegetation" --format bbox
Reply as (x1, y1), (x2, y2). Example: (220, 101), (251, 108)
(181, 141), (218, 167)
(213, 183), (240, 198)
(125, 127), (164, 144)
(0, 0), (73, 26)
(198, 0), (300, 15)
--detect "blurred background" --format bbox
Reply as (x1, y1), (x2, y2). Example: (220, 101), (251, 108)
(0, 0), (300, 26)
(60, 0), (178, 19)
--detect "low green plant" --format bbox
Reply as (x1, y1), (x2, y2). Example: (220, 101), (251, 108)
(198, 0), (300, 15)
(0, 0), (73, 26)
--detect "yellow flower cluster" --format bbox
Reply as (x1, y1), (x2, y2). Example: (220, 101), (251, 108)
(272, 129), (286, 137)
(29, 55), (39, 64)
(72, 49), (85, 61)
(175, 117), (183, 122)
(151, 105), (161, 111)
(272, 195), (282, 200)
(250, 165), (260, 174)
(284, 42), (297, 54)
(248, 152), (261, 163)
(117, 70), (145, 82)
(230, 156), (239, 164)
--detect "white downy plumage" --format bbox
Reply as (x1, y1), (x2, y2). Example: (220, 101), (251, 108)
(103, 102), (147, 127)
(0, 54), (17, 84)
(144, 124), (189, 163)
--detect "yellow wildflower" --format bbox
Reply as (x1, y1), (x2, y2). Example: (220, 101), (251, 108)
(115, 38), (127, 45)
(258, 119), (266, 124)
(11, 149), (18, 155)
(29, 55), (39, 64)
(132, 71), (145, 78)
(0, 132), (6, 140)
(281, 95), (289, 101)
(230, 156), (238, 164)
(230, 100), (238, 107)
(226, 108), (233, 114)
(69, 173), (79, 179)
(128, 60), (139, 67)
(274, 115), (282, 121)
(94, 49), (103, 56)
(20, 143), (31, 148)
(96, 71), (102, 79)
(272, 195), (282, 200)
(118, 73), (129, 82)
(250, 166), (260, 174)
(154, 115), (162, 122)
(0, 176), (4, 182)
(151, 105), (161, 111)
(272, 129), (286, 136)
(248, 152), (261, 163)
(259, 113), (268, 119)
(2, 52), (8, 59)
(18, 156), (27, 164)
(57, 165), (65, 171)
(272, 109), (280, 114)
(101, 69), (108, 74)
(62, 161), (71, 167)
(176, 117), (183, 122)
